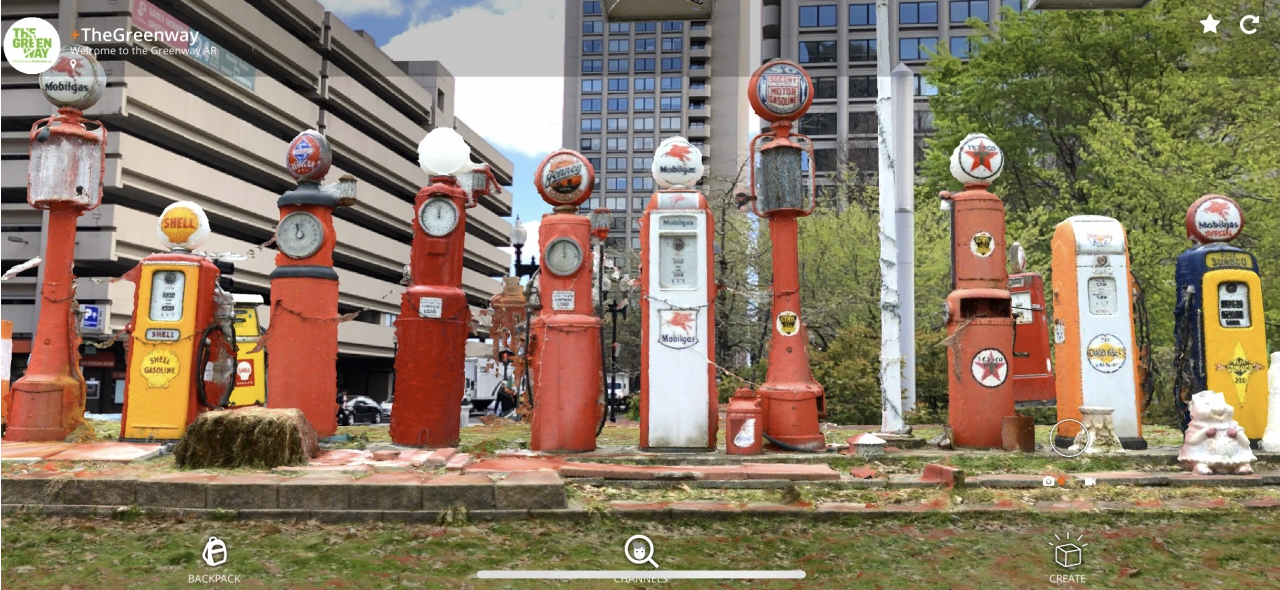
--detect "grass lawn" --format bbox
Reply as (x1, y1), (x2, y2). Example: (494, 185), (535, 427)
(2, 511), (1277, 589)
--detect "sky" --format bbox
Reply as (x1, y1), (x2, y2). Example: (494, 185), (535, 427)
(319, 0), (565, 253)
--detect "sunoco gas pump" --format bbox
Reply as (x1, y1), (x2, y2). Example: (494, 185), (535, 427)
(939, 133), (1016, 449)
(120, 201), (237, 440)
(639, 137), (717, 451)
(1174, 194), (1269, 440)
(1050, 215), (1147, 450)
(528, 150), (604, 452)
(1007, 242), (1055, 405)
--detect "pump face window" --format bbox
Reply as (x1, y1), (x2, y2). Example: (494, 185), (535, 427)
(1217, 282), (1251, 328)
(149, 270), (186, 322)
(1086, 276), (1117, 316)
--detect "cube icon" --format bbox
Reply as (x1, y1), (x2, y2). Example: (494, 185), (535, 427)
(1055, 543), (1082, 568)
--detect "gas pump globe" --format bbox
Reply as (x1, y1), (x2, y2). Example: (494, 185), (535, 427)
(28, 47), (107, 210)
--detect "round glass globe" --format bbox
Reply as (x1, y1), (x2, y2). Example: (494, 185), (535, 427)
(418, 128), (472, 176)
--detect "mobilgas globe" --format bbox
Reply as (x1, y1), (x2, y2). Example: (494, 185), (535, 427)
(157, 201), (211, 251)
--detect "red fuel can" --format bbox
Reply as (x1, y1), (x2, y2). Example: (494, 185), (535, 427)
(725, 389), (763, 455)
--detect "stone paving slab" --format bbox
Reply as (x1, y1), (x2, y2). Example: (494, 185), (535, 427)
(472, 457), (839, 481)
(43, 442), (162, 462)
(0, 442), (76, 461)
(424, 473), (496, 510)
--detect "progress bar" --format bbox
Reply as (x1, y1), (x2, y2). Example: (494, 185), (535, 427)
(477, 570), (806, 580)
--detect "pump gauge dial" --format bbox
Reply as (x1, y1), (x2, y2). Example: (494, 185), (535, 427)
(418, 197), (459, 236)
(278, 211), (326, 259)
(545, 238), (584, 277)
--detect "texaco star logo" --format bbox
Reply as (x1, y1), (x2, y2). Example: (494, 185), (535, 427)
(956, 136), (1004, 182)
(970, 348), (1008, 388)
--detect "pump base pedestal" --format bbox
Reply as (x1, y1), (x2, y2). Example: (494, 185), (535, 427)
(758, 390), (825, 451)
(3, 376), (83, 442)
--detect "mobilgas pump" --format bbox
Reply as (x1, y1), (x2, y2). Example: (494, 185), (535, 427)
(639, 137), (717, 451)
(120, 202), (237, 440)
(1007, 242), (1055, 405)
(1050, 215), (1148, 450)
(1174, 195), (1269, 440)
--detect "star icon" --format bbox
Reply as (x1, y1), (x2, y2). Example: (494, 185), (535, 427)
(978, 356), (1005, 382)
(1201, 14), (1220, 33)
(965, 142), (999, 173)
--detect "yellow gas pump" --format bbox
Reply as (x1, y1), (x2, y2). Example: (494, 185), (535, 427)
(227, 294), (267, 407)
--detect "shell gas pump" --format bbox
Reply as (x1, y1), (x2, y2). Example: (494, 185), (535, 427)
(227, 294), (267, 407)
(120, 202), (237, 440)
(639, 137), (717, 451)
(1050, 215), (1148, 450)
(1174, 195), (1269, 440)
(1007, 242), (1055, 405)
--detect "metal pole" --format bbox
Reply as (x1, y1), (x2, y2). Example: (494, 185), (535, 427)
(892, 63), (916, 412)
(875, 0), (904, 434)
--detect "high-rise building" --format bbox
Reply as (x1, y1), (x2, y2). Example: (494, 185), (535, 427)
(562, 0), (757, 253)
(762, 0), (1025, 180)
(0, 0), (514, 409)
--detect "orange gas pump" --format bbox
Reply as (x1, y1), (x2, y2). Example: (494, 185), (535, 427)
(939, 133), (1017, 449)
(1007, 242), (1055, 406)
(528, 150), (604, 452)
(120, 202), (237, 440)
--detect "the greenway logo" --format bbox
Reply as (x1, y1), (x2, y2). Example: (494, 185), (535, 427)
(3, 18), (60, 74)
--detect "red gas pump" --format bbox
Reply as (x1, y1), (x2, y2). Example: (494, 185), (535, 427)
(940, 133), (1017, 449)
(1006, 242), (1055, 405)
(390, 129), (499, 447)
(528, 150), (604, 452)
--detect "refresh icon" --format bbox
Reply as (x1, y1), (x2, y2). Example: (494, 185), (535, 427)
(1239, 15), (1259, 35)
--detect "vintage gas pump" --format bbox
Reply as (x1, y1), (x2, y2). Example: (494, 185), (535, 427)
(227, 294), (267, 407)
(390, 128), (497, 447)
(743, 60), (826, 451)
(1174, 195), (1269, 439)
(638, 137), (717, 451)
(939, 133), (1016, 449)
(120, 201), (237, 440)
(1007, 242), (1055, 405)
(528, 150), (604, 452)
(267, 130), (356, 437)
(1050, 215), (1147, 449)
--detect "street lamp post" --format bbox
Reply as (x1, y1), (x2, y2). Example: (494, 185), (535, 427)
(509, 217), (539, 278)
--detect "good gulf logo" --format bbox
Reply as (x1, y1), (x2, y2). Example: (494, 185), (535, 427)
(156, 201), (210, 250)
(1085, 334), (1127, 374)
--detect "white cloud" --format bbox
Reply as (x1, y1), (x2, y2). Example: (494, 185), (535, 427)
(380, 0), (564, 158)
(321, 0), (404, 18)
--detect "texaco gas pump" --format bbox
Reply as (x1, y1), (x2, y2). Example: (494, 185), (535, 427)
(120, 202), (237, 440)
(1174, 195), (1269, 440)
(528, 150), (604, 452)
(390, 128), (498, 448)
(939, 133), (1016, 449)
(745, 60), (826, 451)
(1050, 215), (1147, 450)
(639, 137), (717, 451)
(267, 130), (356, 437)
(1007, 242), (1055, 405)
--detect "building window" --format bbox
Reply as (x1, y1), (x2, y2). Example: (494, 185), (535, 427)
(690, 61), (707, 69)
(690, 21), (706, 30)
(634, 136), (655, 151)
(634, 77), (655, 91)
(635, 58), (655, 72)
(606, 197), (626, 210)
(900, 37), (938, 60)
(633, 156), (654, 170)
(607, 97), (628, 112)
(661, 97), (682, 110)
(634, 116), (655, 130)
(799, 5), (837, 27)
(915, 110), (935, 131)
(951, 0), (989, 21)
(609, 59), (628, 72)
(582, 59), (602, 73)
(588, 158), (601, 171)
(633, 176), (655, 190)
(582, 79), (602, 93)
(584, 20), (603, 34)
(814, 148), (838, 172)
(849, 3), (876, 25)
(607, 157), (627, 171)
(849, 75), (875, 98)
(661, 76), (682, 91)
(607, 137), (626, 150)
(609, 22), (630, 33)
(608, 78), (629, 92)
(582, 98), (601, 112)
(949, 36), (970, 58)
(848, 39), (877, 62)
(607, 177), (627, 191)
(689, 121), (705, 129)
(634, 97), (655, 111)
(797, 112), (837, 135)
(635, 38), (655, 52)
(799, 40), (837, 63)
(631, 236), (641, 248)
(636, 22), (657, 32)
(584, 1), (601, 14)
(662, 37), (683, 52)
(849, 111), (877, 134)
(660, 116), (682, 131)
(583, 40), (602, 53)
(689, 81), (706, 89)
(913, 74), (938, 96)
(607, 117), (628, 131)
(900, 2), (939, 24)
(1001, 0), (1022, 11)
(581, 137), (601, 151)
(691, 41), (706, 50)
(662, 21), (683, 31)
(814, 76), (837, 99)
(609, 39), (630, 52)
(582, 118), (602, 131)
(661, 57), (682, 71)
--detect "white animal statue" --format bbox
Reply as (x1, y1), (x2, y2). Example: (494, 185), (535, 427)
(1179, 390), (1257, 475)
(1260, 352), (1280, 452)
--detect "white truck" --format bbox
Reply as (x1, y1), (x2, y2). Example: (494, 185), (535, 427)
(464, 357), (508, 413)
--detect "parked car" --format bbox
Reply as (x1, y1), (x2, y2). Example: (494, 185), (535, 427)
(380, 398), (393, 421)
(339, 396), (384, 425)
